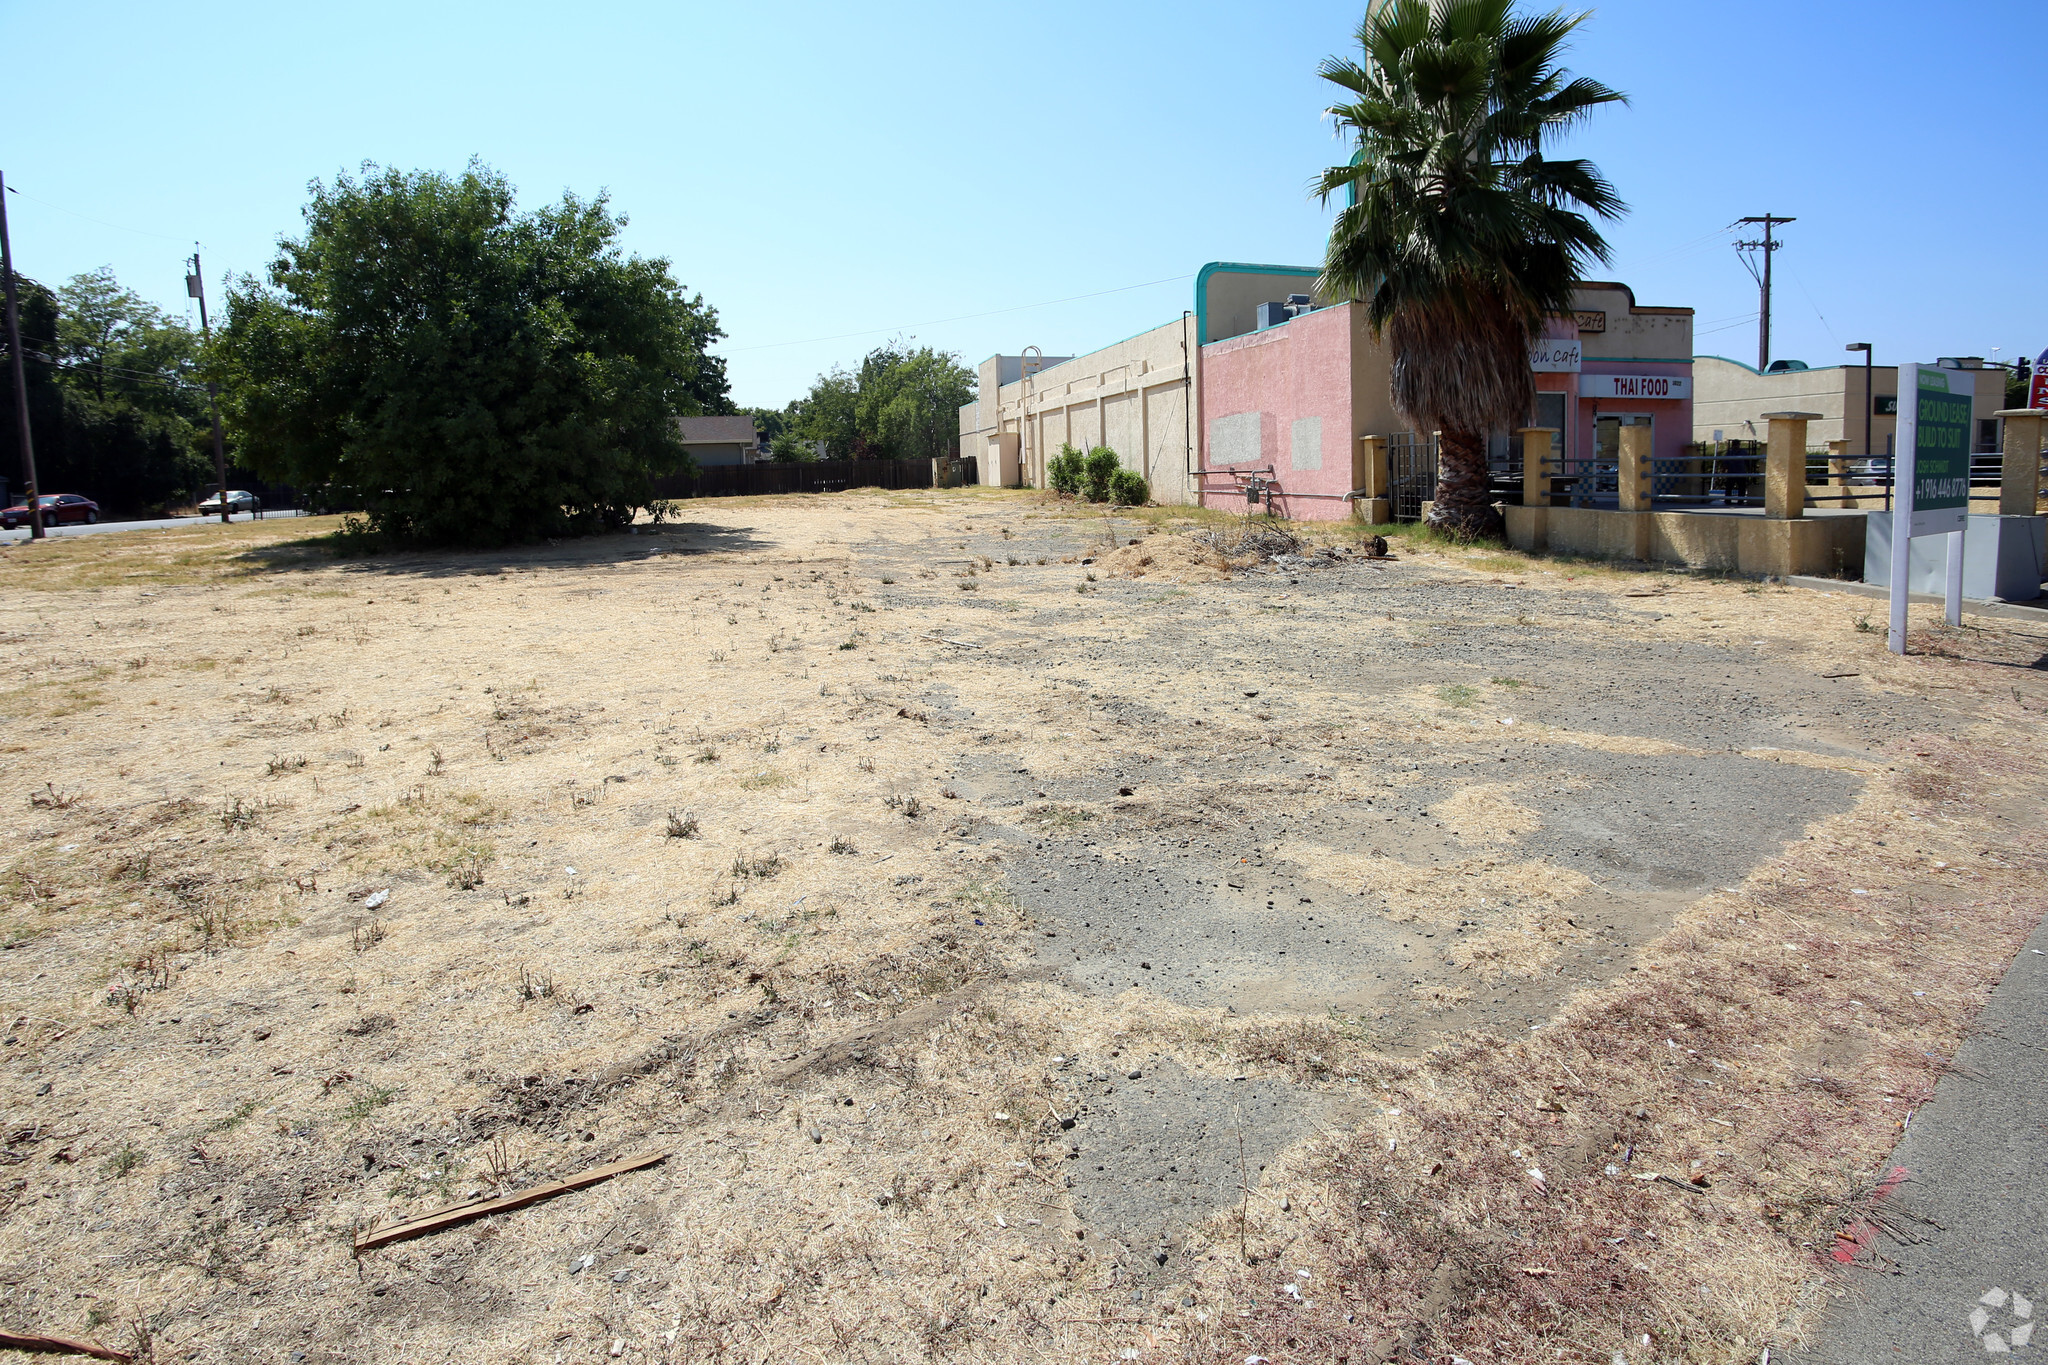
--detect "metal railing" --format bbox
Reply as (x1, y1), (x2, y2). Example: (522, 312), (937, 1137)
(1387, 432), (1438, 521)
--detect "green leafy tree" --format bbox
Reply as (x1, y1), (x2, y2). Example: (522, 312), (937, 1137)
(211, 161), (728, 545)
(742, 405), (790, 444)
(0, 269), (216, 513)
(1316, 0), (1626, 537)
(788, 341), (974, 462)
(789, 370), (862, 459)
(767, 430), (817, 462)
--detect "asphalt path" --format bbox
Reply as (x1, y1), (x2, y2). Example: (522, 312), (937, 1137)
(1797, 913), (2048, 1362)
(0, 509), (306, 544)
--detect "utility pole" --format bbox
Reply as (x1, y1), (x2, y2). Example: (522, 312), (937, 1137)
(186, 248), (230, 523)
(1733, 214), (1794, 373)
(0, 172), (44, 540)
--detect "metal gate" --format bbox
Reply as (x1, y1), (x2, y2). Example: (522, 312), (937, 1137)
(1388, 432), (1438, 522)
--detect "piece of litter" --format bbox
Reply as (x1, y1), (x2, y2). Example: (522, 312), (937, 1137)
(569, 1254), (595, 1274)
(995, 1214), (1007, 1228)
(565, 867), (578, 876)
(362, 890), (390, 910)
(357, 1150), (670, 1252)
(1282, 1283), (1302, 1301)
(0, 1332), (130, 1362)
(610, 1340), (624, 1358)
(1498, 716), (1515, 726)
(1851, 889), (1869, 896)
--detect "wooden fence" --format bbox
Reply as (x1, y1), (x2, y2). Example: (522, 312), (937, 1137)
(652, 457), (977, 501)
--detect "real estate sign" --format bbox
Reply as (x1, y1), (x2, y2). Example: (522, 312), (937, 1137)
(1898, 365), (1971, 536)
(1887, 363), (1972, 653)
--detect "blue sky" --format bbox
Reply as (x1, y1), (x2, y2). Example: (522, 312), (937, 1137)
(4, 1), (2043, 408)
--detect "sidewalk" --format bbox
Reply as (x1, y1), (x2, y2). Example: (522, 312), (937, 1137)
(1783, 574), (2048, 626)
(1794, 913), (2048, 1361)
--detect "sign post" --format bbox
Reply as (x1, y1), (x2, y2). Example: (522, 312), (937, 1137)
(1888, 364), (1973, 653)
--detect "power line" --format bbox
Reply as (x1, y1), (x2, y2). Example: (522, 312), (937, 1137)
(1609, 224), (1737, 275)
(9, 352), (203, 390)
(731, 273), (1196, 353)
(3, 184), (189, 243)
(1695, 313), (1759, 338)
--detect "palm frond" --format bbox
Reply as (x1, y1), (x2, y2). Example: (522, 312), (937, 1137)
(1316, 0), (1627, 435)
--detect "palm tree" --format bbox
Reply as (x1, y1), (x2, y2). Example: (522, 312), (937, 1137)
(1316, 0), (1626, 537)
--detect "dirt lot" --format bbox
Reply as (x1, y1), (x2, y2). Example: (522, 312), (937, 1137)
(1, 490), (2044, 1364)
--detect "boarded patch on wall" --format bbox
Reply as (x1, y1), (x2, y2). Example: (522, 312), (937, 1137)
(1209, 411), (1264, 465)
(1290, 416), (1323, 471)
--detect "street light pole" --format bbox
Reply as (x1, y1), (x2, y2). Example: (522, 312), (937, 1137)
(0, 172), (44, 540)
(186, 248), (230, 524)
(1846, 342), (1876, 512)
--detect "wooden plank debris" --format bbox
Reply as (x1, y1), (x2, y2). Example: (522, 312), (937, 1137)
(353, 1149), (669, 1253)
(0, 1331), (132, 1361)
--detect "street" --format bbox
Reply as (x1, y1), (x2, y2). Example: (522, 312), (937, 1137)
(0, 508), (306, 544)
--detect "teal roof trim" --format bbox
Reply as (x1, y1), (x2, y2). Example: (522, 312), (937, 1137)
(1195, 261), (1321, 345)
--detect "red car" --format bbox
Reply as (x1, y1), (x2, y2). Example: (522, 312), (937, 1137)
(2, 494), (100, 529)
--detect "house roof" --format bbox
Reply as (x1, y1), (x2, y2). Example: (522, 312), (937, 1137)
(675, 415), (758, 445)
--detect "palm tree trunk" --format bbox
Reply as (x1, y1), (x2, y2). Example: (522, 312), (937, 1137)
(1426, 428), (1503, 538)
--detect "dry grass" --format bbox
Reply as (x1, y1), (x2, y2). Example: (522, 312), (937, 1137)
(0, 492), (2043, 1363)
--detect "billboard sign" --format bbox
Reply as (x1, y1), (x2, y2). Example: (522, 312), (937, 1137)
(2032, 346), (2048, 409)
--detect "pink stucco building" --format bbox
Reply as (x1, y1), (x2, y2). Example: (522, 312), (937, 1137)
(1192, 267), (1694, 520)
(960, 264), (1694, 523)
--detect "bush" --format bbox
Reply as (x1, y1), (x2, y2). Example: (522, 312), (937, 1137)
(1048, 443), (1085, 495)
(1107, 468), (1149, 506)
(1083, 446), (1120, 502)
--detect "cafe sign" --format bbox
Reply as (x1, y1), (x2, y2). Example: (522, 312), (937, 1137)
(1529, 337), (1581, 373)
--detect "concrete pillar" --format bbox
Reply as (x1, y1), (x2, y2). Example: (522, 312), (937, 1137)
(1995, 409), (2045, 517)
(1352, 435), (1390, 523)
(1763, 411), (1821, 519)
(1616, 421), (1653, 512)
(1825, 439), (1852, 507)
(1515, 428), (1553, 507)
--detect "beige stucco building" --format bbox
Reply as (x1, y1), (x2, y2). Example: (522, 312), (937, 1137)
(1692, 356), (2006, 456)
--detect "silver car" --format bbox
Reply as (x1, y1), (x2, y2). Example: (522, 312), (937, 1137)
(197, 489), (261, 516)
